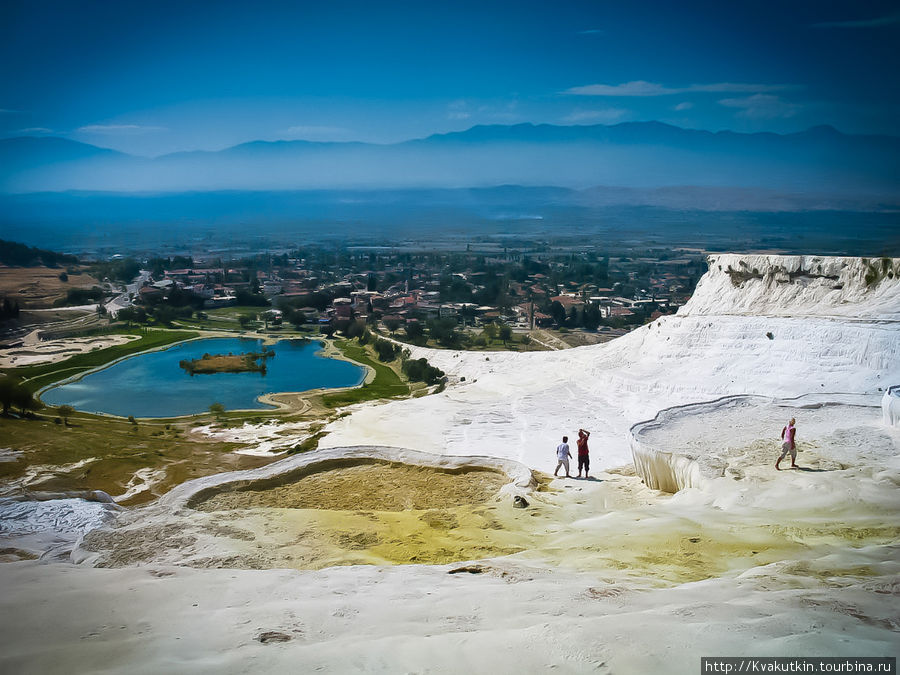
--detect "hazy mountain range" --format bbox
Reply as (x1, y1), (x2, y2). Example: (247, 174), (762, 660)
(2, 122), (898, 205)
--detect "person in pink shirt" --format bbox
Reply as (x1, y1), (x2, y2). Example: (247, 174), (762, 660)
(775, 417), (798, 470)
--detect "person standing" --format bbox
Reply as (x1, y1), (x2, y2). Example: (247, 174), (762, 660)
(776, 417), (798, 470)
(554, 436), (572, 478)
(576, 428), (591, 478)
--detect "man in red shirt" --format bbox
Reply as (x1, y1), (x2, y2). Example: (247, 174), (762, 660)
(576, 428), (591, 478)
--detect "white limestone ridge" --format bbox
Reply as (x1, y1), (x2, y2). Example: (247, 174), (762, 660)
(681, 254), (900, 320)
(322, 254), (900, 493)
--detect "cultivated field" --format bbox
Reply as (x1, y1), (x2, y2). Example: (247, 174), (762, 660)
(0, 266), (99, 309)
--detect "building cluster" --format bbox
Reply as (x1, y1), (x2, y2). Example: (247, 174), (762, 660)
(126, 248), (702, 331)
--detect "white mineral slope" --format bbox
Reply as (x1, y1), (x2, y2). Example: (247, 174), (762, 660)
(0, 552), (897, 675)
(322, 255), (900, 473)
(1, 254), (898, 675)
(682, 254), (900, 320)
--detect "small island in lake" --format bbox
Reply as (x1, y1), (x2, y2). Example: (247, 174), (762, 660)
(179, 350), (275, 375)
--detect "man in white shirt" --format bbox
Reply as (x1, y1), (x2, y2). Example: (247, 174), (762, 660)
(554, 436), (572, 478)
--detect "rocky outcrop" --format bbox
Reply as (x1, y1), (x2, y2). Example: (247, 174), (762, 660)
(681, 254), (900, 320)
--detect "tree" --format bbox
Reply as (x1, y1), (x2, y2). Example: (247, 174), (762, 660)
(56, 404), (75, 426)
(427, 318), (462, 348)
(373, 338), (399, 362)
(209, 402), (225, 418)
(402, 357), (445, 385)
(154, 305), (177, 326)
(405, 321), (424, 341)
(12, 385), (41, 416)
(346, 320), (366, 339)
(287, 309), (307, 330)
(583, 303), (602, 330)
(238, 313), (255, 329)
(0, 377), (40, 416)
(384, 318), (401, 335)
(0, 376), (19, 415)
(498, 324), (512, 344)
(550, 300), (566, 327)
(117, 306), (146, 325)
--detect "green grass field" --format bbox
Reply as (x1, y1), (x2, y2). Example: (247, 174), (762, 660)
(4, 329), (198, 393)
(0, 411), (271, 505)
(322, 339), (409, 408)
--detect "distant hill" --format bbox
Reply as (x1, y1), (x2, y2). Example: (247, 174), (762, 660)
(0, 238), (78, 267)
(1, 122), (898, 199)
(0, 136), (125, 173)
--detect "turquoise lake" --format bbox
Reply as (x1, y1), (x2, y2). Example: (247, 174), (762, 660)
(41, 337), (366, 418)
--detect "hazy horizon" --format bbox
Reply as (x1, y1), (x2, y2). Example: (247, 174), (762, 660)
(3, 0), (899, 155)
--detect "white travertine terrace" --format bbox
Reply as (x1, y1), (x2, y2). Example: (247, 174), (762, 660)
(2, 254), (899, 673)
(630, 393), (887, 492)
(322, 256), (900, 484)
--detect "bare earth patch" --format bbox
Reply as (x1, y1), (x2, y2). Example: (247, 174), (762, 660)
(0, 334), (139, 368)
(0, 266), (98, 309)
(194, 462), (507, 512)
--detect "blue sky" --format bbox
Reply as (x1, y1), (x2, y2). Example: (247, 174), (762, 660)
(1, 0), (898, 155)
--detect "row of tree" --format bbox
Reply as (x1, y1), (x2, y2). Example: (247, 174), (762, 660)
(53, 286), (107, 307)
(346, 326), (446, 385)
(0, 377), (41, 416)
(0, 298), (21, 321)
(0, 239), (78, 268)
(90, 258), (141, 284)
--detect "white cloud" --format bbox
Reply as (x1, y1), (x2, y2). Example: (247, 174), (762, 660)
(447, 100), (520, 123)
(78, 124), (166, 134)
(564, 80), (797, 97)
(673, 102), (694, 111)
(18, 127), (53, 134)
(812, 12), (900, 28)
(563, 108), (628, 123)
(578, 29), (604, 35)
(0, 108), (24, 114)
(718, 94), (801, 119)
(447, 100), (472, 120)
(284, 125), (350, 139)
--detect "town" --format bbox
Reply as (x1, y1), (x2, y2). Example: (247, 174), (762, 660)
(69, 242), (709, 351)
